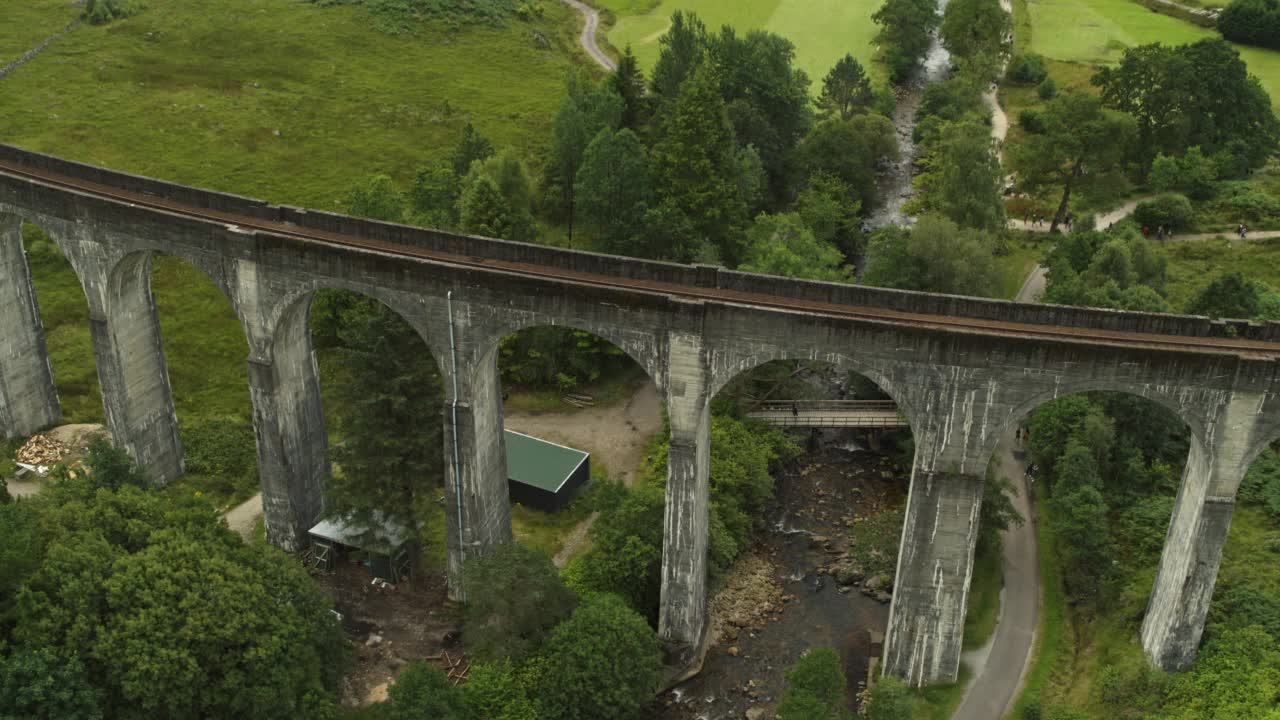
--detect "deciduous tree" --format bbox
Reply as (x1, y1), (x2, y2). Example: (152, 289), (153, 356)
(796, 116), (898, 214)
(536, 593), (661, 720)
(1093, 40), (1280, 169)
(940, 0), (1009, 78)
(873, 0), (941, 82)
(1013, 91), (1135, 231)
(346, 174), (405, 223)
(382, 662), (469, 720)
(916, 119), (1005, 231)
(740, 213), (851, 282)
(863, 214), (1000, 296)
(777, 647), (850, 720)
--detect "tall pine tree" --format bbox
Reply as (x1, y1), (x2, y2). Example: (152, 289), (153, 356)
(651, 62), (747, 263)
(610, 45), (649, 131)
(324, 296), (444, 552)
(817, 54), (874, 120)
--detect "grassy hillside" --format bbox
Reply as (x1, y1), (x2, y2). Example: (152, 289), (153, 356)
(0, 0), (586, 208)
(0, 0), (79, 66)
(3, 0), (590, 509)
(1023, 0), (1280, 104)
(602, 0), (885, 87)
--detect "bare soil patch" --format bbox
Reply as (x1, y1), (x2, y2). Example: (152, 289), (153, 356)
(313, 562), (465, 708)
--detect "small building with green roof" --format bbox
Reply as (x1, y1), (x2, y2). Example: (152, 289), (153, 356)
(504, 430), (590, 512)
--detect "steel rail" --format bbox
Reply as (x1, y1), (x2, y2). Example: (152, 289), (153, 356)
(3, 158), (1279, 361)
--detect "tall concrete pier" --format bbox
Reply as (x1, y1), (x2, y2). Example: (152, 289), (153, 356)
(3, 144), (1279, 684)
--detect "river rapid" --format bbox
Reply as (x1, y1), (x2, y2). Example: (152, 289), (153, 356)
(864, 4), (953, 230)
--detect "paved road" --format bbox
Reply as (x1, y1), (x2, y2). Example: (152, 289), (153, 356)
(951, 264), (1043, 720)
(559, 0), (616, 71)
(952, 433), (1039, 720)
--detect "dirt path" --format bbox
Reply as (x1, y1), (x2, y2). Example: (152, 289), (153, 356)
(504, 381), (662, 487)
(225, 492), (263, 541)
(1007, 195), (1157, 233)
(559, 0), (616, 71)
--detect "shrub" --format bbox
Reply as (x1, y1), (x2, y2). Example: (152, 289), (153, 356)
(461, 543), (577, 662)
(1019, 109), (1046, 134)
(1133, 194), (1194, 230)
(1007, 53), (1049, 84)
(865, 677), (916, 720)
(179, 418), (257, 499)
(536, 594), (661, 720)
(1218, 0), (1280, 50)
(1217, 184), (1280, 223)
(1149, 147), (1218, 199)
(84, 0), (142, 24)
(383, 662), (468, 720)
(1038, 77), (1058, 99)
(310, 0), (528, 33)
(777, 648), (849, 720)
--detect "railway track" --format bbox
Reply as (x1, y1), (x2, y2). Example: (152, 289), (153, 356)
(3, 157), (1279, 361)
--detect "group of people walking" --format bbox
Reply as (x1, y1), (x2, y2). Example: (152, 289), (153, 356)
(1141, 225), (1174, 241)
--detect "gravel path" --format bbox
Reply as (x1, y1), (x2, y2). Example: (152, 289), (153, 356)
(225, 492), (263, 541)
(559, 0), (616, 71)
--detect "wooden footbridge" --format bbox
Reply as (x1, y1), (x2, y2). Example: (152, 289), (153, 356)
(746, 400), (908, 428)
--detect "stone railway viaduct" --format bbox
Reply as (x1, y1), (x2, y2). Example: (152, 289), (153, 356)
(2, 144), (1279, 686)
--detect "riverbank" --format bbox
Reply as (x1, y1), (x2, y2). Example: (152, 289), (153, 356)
(650, 439), (908, 719)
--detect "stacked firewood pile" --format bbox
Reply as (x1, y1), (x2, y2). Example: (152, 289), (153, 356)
(14, 434), (69, 466)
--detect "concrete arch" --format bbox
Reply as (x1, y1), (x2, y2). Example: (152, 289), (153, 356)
(708, 347), (922, 435)
(265, 284), (449, 381)
(107, 248), (237, 318)
(997, 378), (1206, 453)
(470, 317), (665, 395)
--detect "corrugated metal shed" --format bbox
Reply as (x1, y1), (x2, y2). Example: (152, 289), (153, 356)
(505, 430), (590, 511)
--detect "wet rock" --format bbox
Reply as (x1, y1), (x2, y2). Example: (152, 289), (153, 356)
(835, 564), (864, 585)
(808, 534), (828, 548)
(864, 574), (889, 592)
(745, 708), (767, 720)
(876, 591), (893, 604)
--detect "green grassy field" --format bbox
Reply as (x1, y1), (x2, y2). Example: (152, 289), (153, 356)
(1023, 0), (1280, 103)
(0, 0), (79, 66)
(602, 0), (885, 88)
(0, 0), (584, 209)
